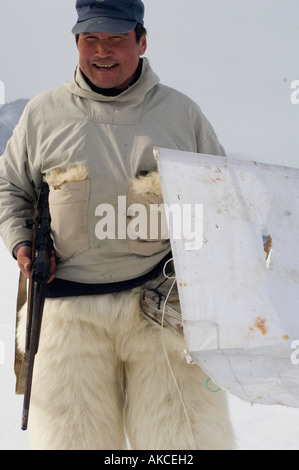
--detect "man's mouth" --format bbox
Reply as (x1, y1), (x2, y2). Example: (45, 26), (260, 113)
(93, 63), (118, 71)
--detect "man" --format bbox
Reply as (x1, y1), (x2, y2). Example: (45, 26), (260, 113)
(0, 0), (235, 450)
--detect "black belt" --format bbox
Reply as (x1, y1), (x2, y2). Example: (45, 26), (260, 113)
(46, 252), (172, 299)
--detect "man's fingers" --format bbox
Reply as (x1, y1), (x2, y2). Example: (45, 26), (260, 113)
(16, 246), (32, 279)
(48, 249), (57, 283)
(17, 245), (57, 282)
(18, 256), (32, 279)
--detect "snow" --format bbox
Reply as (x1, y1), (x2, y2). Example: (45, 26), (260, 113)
(0, 238), (298, 450)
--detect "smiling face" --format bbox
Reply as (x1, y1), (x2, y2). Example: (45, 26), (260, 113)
(77, 30), (147, 89)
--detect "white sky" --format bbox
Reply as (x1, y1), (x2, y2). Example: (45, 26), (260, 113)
(0, 0), (298, 167)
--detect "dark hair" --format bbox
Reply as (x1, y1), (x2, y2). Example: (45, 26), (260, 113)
(75, 23), (147, 45)
(135, 23), (147, 42)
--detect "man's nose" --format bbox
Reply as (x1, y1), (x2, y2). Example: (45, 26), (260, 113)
(94, 41), (112, 57)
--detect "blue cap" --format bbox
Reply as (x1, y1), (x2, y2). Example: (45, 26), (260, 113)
(72, 0), (145, 34)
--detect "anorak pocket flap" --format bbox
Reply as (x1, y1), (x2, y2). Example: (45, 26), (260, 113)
(45, 164), (90, 261)
(127, 171), (170, 256)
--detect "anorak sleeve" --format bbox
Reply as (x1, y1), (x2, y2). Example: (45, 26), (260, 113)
(0, 106), (40, 255)
(192, 103), (226, 157)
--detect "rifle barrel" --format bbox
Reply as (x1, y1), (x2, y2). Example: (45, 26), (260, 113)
(21, 183), (51, 430)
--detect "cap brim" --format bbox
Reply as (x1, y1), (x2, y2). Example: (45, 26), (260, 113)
(72, 17), (137, 35)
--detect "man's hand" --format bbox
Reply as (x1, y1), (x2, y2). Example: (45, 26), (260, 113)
(17, 245), (57, 283)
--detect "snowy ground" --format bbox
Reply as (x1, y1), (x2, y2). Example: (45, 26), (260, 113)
(0, 238), (298, 451)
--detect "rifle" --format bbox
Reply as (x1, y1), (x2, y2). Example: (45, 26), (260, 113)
(21, 182), (52, 431)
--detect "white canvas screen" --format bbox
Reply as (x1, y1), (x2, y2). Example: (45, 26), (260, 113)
(154, 147), (299, 408)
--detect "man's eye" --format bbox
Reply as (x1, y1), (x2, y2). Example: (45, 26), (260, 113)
(109, 35), (126, 42)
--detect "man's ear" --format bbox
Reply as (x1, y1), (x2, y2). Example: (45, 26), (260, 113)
(139, 34), (147, 56)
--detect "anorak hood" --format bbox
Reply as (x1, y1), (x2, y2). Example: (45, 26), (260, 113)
(64, 58), (160, 103)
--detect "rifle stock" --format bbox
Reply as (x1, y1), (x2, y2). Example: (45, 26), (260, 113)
(21, 182), (52, 431)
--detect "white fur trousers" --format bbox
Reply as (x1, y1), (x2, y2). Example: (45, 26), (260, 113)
(17, 289), (235, 450)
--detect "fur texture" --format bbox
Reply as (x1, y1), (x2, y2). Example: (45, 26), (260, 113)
(17, 289), (235, 450)
(130, 171), (163, 197)
(45, 163), (88, 188)
(127, 170), (170, 249)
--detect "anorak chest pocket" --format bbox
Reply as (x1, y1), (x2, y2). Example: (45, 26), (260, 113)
(126, 171), (170, 256)
(46, 165), (90, 262)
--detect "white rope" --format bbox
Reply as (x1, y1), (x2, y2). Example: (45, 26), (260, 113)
(160, 258), (197, 450)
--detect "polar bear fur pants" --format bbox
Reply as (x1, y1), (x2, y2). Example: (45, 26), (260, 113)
(17, 289), (235, 450)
